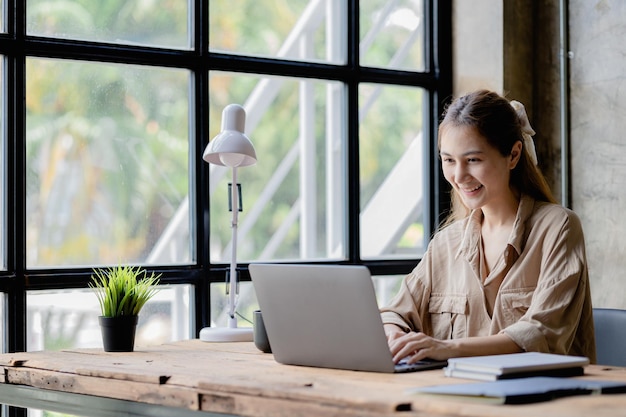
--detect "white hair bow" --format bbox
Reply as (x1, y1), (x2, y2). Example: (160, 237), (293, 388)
(510, 100), (537, 165)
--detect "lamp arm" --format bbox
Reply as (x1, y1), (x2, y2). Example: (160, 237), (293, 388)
(227, 166), (239, 328)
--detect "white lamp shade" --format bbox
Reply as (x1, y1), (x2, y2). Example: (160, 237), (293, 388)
(204, 104), (257, 167)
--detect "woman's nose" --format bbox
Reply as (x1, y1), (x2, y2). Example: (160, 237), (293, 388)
(455, 163), (468, 181)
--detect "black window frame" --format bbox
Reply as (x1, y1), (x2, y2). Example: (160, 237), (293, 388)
(1, 0), (451, 354)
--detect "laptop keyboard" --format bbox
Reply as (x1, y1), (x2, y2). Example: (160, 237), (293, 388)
(394, 358), (448, 373)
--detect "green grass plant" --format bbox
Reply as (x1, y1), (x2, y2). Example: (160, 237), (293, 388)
(90, 265), (161, 317)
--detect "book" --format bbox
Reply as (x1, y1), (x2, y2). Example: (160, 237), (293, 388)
(412, 376), (626, 404)
(444, 352), (589, 381)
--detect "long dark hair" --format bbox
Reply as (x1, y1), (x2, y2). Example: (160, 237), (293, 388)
(438, 90), (556, 225)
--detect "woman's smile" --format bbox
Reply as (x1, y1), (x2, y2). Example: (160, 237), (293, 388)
(460, 184), (483, 194)
(440, 125), (516, 212)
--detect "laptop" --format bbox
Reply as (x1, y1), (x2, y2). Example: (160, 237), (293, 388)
(249, 263), (447, 373)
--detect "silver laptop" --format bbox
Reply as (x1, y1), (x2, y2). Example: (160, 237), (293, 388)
(249, 263), (447, 373)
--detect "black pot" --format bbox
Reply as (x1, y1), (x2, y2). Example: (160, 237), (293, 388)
(98, 315), (139, 352)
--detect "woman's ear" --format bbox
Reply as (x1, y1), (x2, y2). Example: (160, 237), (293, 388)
(509, 140), (523, 169)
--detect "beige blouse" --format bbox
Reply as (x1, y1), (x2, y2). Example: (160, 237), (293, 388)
(380, 195), (596, 362)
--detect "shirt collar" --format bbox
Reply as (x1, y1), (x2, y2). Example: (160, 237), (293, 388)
(456, 194), (535, 260)
(508, 194), (535, 255)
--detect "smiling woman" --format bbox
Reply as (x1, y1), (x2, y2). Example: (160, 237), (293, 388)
(439, 124), (521, 217)
(438, 90), (556, 226)
(380, 90), (596, 365)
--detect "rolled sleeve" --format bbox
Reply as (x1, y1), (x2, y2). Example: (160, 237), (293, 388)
(501, 211), (592, 357)
(380, 260), (431, 334)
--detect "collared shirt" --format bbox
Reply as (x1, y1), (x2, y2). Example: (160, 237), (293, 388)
(380, 195), (596, 361)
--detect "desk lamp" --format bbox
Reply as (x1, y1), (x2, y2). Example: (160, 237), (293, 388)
(199, 104), (256, 342)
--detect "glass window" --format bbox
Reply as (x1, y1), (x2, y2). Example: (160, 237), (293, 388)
(26, 58), (191, 268)
(359, 83), (427, 259)
(3, 0), (448, 353)
(211, 282), (257, 329)
(209, 0), (346, 65)
(372, 274), (405, 307)
(211, 276), (405, 328)
(26, 0), (192, 49)
(360, 0), (426, 71)
(208, 72), (347, 263)
(27, 285), (192, 351)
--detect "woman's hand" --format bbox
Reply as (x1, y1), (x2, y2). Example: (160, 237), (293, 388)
(387, 330), (456, 363)
(384, 325), (523, 363)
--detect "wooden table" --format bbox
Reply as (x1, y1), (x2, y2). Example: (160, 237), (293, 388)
(0, 340), (625, 417)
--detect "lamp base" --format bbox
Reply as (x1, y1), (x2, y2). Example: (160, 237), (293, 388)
(199, 326), (253, 342)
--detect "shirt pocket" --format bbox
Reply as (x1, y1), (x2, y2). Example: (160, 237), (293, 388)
(428, 294), (468, 340)
(500, 288), (535, 325)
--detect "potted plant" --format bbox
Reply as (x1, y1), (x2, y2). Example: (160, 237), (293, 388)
(90, 265), (161, 352)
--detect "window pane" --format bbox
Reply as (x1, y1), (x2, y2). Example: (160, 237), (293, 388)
(26, 0), (192, 49)
(209, 0), (346, 65)
(372, 274), (404, 306)
(209, 72), (347, 263)
(359, 84), (427, 259)
(360, 0), (426, 71)
(209, 277), (403, 329)
(27, 285), (192, 351)
(26, 58), (191, 268)
(211, 282), (257, 328)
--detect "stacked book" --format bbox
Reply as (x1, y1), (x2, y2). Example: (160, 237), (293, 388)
(443, 352), (589, 381)
(412, 352), (626, 404)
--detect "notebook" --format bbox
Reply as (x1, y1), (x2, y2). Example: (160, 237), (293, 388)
(249, 263), (447, 373)
(444, 352), (590, 381)
(413, 376), (626, 404)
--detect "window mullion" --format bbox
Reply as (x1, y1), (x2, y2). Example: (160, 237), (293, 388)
(7, 47), (28, 354)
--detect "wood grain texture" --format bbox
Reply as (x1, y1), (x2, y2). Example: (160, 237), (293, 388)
(1, 340), (626, 417)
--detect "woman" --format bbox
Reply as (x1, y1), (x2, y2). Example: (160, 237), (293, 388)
(381, 90), (596, 364)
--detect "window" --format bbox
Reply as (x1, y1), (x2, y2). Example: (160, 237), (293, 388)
(26, 0), (191, 49)
(26, 58), (191, 268)
(359, 83), (427, 259)
(208, 72), (347, 263)
(2, 0), (451, 353)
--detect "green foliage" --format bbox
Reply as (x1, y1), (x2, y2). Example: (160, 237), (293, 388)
(26, 0), (427, 264)
(89, 265), (161, 317)
(27, 0), (189, 48)
(26, 58), (189, 265)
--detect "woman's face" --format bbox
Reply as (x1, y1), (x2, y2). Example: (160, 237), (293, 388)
(439, 125), (520, 212)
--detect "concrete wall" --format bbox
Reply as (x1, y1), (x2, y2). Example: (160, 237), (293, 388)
(452, 0), (503, 93)
(569, 0), (626, 308)
(452, 0), (626, 308)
